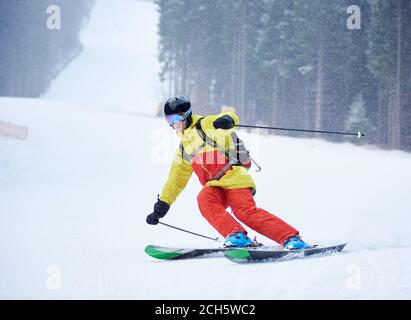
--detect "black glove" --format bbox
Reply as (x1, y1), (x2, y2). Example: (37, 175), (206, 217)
(146, 199), (170, 225)
(213, 115), (235, 130)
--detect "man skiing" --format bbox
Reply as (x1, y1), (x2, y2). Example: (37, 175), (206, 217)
(146, 96), (309, 249)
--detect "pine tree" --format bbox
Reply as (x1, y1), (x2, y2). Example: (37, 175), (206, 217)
(155, 0), (411, 151)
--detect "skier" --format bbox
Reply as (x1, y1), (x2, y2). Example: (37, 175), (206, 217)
(146, 96), (309, 249)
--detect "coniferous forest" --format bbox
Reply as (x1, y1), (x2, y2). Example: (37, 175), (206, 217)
(156, 0), (411, 151)
(0, 0), (95, 98)
(1, 1), (410, 151)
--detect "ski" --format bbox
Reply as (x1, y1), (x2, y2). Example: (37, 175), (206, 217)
(224, 243), (347, 264)
(144, 244), (230, 260)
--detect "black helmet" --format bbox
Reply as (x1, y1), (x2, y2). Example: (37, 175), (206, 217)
(164, 96), (191, 115)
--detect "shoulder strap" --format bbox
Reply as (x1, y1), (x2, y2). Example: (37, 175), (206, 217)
(195, 118), (241, 180)
(179, 143), (194, 163)
(230, 131), (251, 165)
(195, 118), (235, 161)
(195, 118), (215, 147)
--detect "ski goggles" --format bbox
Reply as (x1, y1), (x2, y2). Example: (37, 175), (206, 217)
(165, 109), (192, 126)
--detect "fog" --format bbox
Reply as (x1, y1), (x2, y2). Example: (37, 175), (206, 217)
(45, 0), (162, 114)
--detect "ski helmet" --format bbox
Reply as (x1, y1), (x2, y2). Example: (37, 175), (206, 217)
(164, 96), (191, 115)
(164, 96), (193, 128)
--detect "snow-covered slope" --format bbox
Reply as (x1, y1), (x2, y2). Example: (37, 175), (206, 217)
(1, 97), (411, 299)
(44, 0), (162, 114)
(2, 0), (411, 300)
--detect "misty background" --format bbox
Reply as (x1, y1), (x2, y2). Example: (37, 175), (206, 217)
(0, 0), (410, 150)
(0, 0), (95, 97)
(1, 0), (411, 300)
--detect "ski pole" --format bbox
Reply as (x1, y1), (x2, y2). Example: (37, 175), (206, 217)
(235, 124), (365, 138)
(158, 222), (219, 242)
(250, 156), (262, 172)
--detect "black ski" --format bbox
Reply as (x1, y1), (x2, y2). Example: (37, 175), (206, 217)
(224, 243), (347, 263)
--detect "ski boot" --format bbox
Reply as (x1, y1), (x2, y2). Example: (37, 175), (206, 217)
(224, 232), (254, 247)
(283, 235), (310, 250)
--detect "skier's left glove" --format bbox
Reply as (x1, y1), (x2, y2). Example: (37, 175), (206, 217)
(213, 115), (235, 130)
(146, 199), (169, 225)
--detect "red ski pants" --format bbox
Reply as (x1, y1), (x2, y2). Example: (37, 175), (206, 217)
(197, 187), (298, 245)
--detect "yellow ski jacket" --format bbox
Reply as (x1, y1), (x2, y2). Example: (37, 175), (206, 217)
(159, 112), (256, 205)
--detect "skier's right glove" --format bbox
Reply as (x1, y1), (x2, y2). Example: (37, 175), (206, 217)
(146, 199), (170, 225)
(213, 115), (235, 130)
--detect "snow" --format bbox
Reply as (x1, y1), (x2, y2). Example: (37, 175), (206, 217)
(1, 96), (411, 299)
(1, 0), (411, 300)
(44, 0), (162, 114)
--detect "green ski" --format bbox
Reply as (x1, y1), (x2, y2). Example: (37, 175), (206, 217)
(144, 244), (230, 260)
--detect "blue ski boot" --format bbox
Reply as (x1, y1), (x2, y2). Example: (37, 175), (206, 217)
(283, 235), (310, 250)
(224, 232), (253, 247)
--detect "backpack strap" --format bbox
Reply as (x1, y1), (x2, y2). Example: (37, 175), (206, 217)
(178, 118), (206, 163)
(179, 143), (194, 163)
(230, 131), (251, 166)
(195, 118), (236, 160)
(195, 118), (239, 180)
